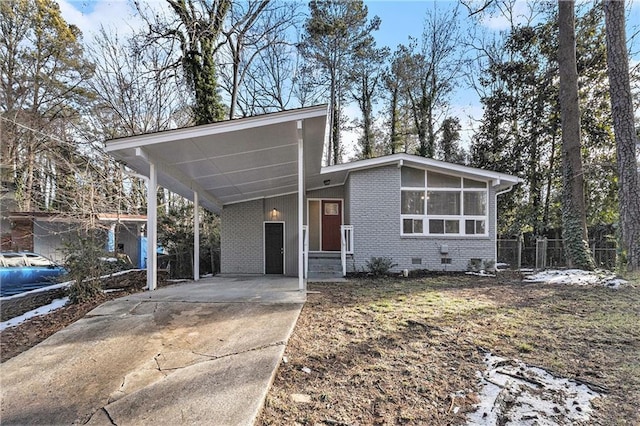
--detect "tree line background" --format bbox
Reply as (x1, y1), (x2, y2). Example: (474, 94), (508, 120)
(1, 0), (638, 273)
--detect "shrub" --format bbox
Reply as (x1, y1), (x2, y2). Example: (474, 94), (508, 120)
(365, 257), (397, 276)
(62, 230), (107, 304)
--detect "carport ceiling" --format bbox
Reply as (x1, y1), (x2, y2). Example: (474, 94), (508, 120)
(105, 105), (328, 213)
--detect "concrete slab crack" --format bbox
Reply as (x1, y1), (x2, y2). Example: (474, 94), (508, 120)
(187, 340), (287, 365)
(127, 302), (143, 315)
(153, 353), (162, 372)
(103, 407), (118, 426)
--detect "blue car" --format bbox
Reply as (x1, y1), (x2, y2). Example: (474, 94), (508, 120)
(0, 252), (68, 297)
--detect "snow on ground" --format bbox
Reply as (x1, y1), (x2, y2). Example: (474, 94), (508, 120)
(0, 269), (147, 330)
(524, 269), (627, 288)
(0, 281), (71, 301)
(467, 353), (603, 425)
(0, 297), (69, 331)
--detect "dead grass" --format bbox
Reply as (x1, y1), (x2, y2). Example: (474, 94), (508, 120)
(259, 275), (640, 425)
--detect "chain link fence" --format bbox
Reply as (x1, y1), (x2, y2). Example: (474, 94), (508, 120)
(497, 238), (617, 270)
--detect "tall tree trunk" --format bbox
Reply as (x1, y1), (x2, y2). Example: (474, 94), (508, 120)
(604, 0), (640, 271)
(557, 0), (595, 270)
(389, 87), (399, 154)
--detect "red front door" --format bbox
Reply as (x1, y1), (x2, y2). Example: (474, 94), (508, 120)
(321, 200), (342, 251)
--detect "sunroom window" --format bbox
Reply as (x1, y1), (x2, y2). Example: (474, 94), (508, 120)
(400, 167), (488, 236)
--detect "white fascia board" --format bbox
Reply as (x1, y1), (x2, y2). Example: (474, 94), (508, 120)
(320, 153), (405, 174)
(105, 105), (328, 152)
(321, 153), (522, 186)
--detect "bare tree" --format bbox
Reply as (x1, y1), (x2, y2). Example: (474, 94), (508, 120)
(219, 1), (301, 118)
(400, 4), (463, 158)
(604, 0), (640, 271)
(557, 0), (594, 270)
(87, 26), (191, 138)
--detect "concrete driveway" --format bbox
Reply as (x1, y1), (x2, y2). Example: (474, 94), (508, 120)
(0, 276), (305, 425)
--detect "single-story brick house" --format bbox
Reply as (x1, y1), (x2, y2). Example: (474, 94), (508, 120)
(106, 105), (520, 289)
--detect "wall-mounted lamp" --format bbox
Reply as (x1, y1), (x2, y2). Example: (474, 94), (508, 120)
(270, 208), (279, 220)
(323, 179), (331, 186)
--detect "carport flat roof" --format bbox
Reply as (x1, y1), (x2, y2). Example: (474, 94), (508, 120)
(105, 105), (329, 213)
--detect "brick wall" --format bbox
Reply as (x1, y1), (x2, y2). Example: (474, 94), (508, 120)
(347, 165), (497, 272)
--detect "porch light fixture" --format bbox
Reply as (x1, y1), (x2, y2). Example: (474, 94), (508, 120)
(270, 208), (279, 220)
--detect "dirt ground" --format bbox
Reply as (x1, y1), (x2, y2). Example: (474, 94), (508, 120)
(2, 274), (638, 424)
(259, 275), (639, 425)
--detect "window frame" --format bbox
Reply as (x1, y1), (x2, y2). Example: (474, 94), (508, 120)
(400, 168), (489, 237)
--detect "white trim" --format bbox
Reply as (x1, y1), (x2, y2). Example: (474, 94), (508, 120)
(263, 221), (285, 275)
(106, 105), (328, 152)
(307, 198), (344, 252)
(321, 153), (522, 189)
(400, 169), (489, 237)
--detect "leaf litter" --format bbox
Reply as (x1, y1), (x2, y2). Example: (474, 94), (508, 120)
(259, 275), (639, 425)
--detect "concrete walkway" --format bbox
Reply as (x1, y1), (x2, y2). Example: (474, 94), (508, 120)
(0, 276), (305, 425)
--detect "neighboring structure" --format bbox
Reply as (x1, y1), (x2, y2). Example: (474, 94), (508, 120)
(105, 105), (521, 290)
(0, 211), (146, 266)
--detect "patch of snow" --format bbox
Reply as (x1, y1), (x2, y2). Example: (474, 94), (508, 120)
(0, 269), (145, 301)
(467, 353), (603, 425)
(0, 297), (69, 331)
(0, 281), (71, 301)
(524, 269), (627, 288)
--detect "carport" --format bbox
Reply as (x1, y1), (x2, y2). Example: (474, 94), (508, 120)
(105, 105), (329, 291)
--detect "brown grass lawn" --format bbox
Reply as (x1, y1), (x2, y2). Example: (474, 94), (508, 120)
(259, 275), (640, 425)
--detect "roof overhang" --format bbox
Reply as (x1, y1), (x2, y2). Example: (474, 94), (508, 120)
(105, 105), (329, 213)
(319, 153), (522, 192)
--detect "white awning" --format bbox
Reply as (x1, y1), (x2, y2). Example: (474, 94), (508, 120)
(105, 105), (329, 212)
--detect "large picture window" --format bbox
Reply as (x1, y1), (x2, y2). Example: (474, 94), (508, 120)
(400, 167), (488, 236)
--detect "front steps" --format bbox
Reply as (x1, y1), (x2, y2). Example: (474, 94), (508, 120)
(307, 252), (343, 280)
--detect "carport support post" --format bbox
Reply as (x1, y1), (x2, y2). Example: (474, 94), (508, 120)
(193, 190), (200, 281)
(297, 120), (304, 291)
(147, 161), (158, 290)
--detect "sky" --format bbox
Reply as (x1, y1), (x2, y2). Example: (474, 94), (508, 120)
(57, 0), (640, 155)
